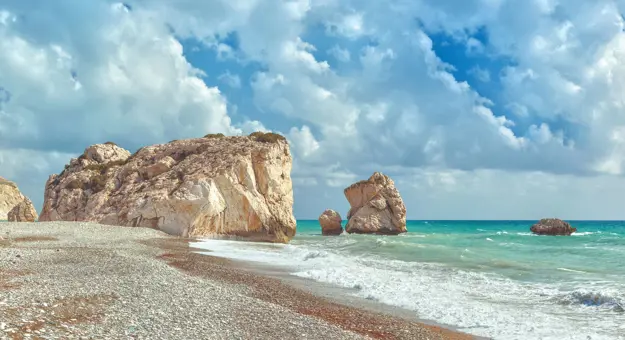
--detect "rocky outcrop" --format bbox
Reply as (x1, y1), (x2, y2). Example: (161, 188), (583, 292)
(8, 197), (38, 222)
(39, 133), (297, 243)
(1, 177), (35, 221)
(319, 209), (343, 236)
(344, 172), (407, 235)
(530, 218), (577, 236)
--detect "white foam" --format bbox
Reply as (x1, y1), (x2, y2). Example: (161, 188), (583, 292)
(516, 232), (537, 236)
(192, 239), (624, 340)
(572, 231), (601, 236)
(557, 267), (588, 274)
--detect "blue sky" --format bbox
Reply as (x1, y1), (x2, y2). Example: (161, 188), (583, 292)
(3, 0), (625, 220)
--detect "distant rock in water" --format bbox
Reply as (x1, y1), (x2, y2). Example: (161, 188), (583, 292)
(344, 172), (407, 235)
(8, 197), (38, 222)
(39, 133), (297, 243)
(0, 177), (37, 222)
(530, 218), (577, 236)
(319, 209), (342, 236)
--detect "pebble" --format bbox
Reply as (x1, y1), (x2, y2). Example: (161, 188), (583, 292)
(0, 222), (366, 340)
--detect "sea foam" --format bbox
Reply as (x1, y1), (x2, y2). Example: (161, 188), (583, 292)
(193, 237), (624, 340)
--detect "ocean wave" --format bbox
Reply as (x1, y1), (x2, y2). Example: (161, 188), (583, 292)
(553, 290), (624, 312)
(572, 231), (601, 236)
(194, 237), (624, 340)
(557, 267), (588, 274)
(302, 250), (328, 261)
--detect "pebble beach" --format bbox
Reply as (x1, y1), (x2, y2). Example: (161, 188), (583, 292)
(0, 222), (473, 340)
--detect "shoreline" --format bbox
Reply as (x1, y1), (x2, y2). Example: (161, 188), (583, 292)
(0, 222), (477, 339)
(146, 239), (479, 340)
(190, 244), (482, 337)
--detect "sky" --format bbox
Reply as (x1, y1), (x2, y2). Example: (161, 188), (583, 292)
(3, 1), (625, 220)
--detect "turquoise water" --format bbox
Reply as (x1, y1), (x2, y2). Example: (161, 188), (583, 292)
(297, 220), (625, 285)
(195, 220), (625, 340)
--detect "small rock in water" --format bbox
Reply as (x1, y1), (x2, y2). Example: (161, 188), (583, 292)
(530, 218), (577, 236)
(344, 172), (407, 235)
(319, 209), (343, 236)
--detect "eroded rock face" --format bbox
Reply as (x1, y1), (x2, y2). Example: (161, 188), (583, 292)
(1, 177), (28, 220)
(530, 218), (577, 236)
(8, 198), (38, 222)
(319, 209), (342, 236)
(39, 133), (297, 243)
(344, 172), (407, 235)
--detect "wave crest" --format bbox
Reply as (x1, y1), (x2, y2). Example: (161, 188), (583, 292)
(554, 290), (624, 312)
(302, 250), (328, 261)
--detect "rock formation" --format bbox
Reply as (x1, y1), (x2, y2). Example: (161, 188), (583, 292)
(530, 218), (577, 236)
(344, 172), (407, 235)
(319, 209), (343, 235)
(39, 133), (297, 243)
(8, 198), (38, 222)
(1, 177), (37, 221)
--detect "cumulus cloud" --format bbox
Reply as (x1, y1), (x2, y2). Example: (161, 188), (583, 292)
(468, 66), (491, 82)
(0, 1), (248, 209)
(0, 2), (240, 155)
(288, 126), (320, 158)
(3, 0), (625, 218)
(327, 45), (351, 62)
(218, 71), (242, 88)
(0, 148), (74, 209)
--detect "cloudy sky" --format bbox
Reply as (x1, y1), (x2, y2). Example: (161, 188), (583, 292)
(3, 0), (625, 220)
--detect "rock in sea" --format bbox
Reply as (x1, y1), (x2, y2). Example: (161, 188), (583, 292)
(0, 177), (38, 222)
(344, 172), (407, 235)
(319, 209), (342, 236)
(530, 218), (577, 236)
(39, 133), (297, 243)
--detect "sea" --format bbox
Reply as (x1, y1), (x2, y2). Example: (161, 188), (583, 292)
(195, 220), (625, 340)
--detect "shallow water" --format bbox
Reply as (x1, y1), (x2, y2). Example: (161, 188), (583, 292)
(194, 220), (625, 340)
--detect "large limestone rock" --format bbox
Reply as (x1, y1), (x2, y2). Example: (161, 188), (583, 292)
(0, 177), (35, 221)
(39, 133), (297, 243)
(530, 218), (577, 236)
(8, 197), (38, 222)
(319, 209), (342, 236)
(344, 172), (407, 235)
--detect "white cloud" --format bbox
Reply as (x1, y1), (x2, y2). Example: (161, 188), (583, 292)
(234, 120), (268, 134)
(218, 71), (242, 88)
(395, 168), (625, 220)
(327, 45), (351, 62)
(0, 3), (242, 154)
(468, 66), (491, 82)
(326, 12), (367, 39)
(4, 0), (625, 218)
(140, 0), (625, 180)
(465, 37), (485, 55)
(0, 148), (75, 210)
(288, 126), (320, 158)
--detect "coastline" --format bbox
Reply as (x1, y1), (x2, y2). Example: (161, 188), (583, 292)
(0, 222), (476, 340)
(160, 240), (477, 340)
(190, 243), (485, 338)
